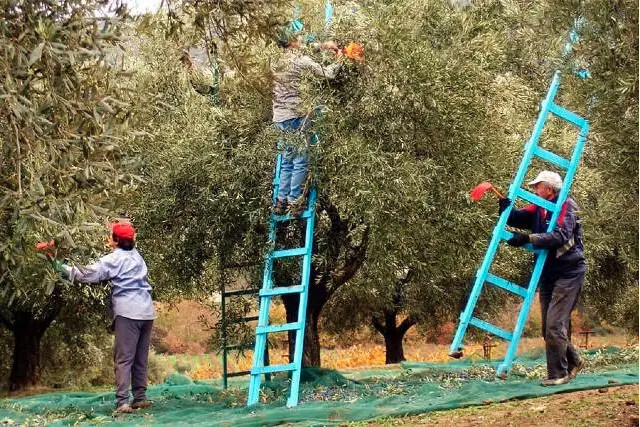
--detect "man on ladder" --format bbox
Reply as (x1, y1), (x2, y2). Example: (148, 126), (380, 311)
(271, 25), (342, 216)
(499, 170), (586, 386)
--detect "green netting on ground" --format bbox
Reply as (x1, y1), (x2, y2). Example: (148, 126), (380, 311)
(1, 347), (637, 426)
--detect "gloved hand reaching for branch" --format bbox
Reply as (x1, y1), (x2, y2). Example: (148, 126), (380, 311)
(45, 255), (69, 276)
(51, 259), (68, 275)
(498, 197), (512, 214)
(507, 232), (529, 247)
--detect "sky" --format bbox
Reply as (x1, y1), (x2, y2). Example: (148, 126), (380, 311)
(125, 0), (163, 14)
(101, 0), (164, 16)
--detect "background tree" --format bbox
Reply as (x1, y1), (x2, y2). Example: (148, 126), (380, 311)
(317, 0), (551, 362)
(565, 0), (639, 333)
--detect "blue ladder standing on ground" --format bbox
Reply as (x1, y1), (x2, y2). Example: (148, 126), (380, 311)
(449, 20), (591, 378)
(247, 1), (332, 408)
(246, 152), (317, 408)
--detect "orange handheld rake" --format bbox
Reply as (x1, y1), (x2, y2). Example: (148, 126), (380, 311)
(35, 240), (55, 258)
(342, 42), (364, 63)
(470, 181), (504, 202)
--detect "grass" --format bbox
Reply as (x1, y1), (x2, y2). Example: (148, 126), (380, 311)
(359, 385), (639, 426)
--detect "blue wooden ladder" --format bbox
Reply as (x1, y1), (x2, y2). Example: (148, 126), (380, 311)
(246, 153), (317, 408)
(247, 1), (333, 407)
(449, 21), (590, 378)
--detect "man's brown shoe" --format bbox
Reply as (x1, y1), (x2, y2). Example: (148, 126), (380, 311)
(288, 197), (307, 217)
(273, 199), (288, 215)
(131, 400), (152, 409)
(569, 359), (585, 379)
(115, 403), (134, 414)
(541, 376), (570, 386)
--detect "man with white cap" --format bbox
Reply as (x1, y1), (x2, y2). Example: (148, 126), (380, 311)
(498, 170), (586, 386)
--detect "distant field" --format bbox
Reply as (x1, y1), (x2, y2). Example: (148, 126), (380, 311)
(153, 333), (635, 381)
(151, 299), (635, 381)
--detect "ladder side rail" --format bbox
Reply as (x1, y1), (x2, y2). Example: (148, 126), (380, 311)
(286, 188), (317, 407)
(506, 72), (561, 200)
(248, 153), (284, 405)
(248, 278), (274, 404)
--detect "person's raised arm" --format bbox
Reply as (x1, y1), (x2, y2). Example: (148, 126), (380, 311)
(298, 54), (342, 80)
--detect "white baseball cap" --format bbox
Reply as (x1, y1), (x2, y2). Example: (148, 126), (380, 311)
(528, 170), (563, 190)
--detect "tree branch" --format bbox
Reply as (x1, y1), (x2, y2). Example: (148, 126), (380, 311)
(322, 197), (349, 258)
(393, 266), (415, 307)
(371, 315), (386, 334)
(398, 316), (417, 336)
(326, 224), (370, 300)
(39, 286), (64, 329)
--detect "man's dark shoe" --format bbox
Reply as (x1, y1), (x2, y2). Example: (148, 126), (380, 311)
(541, 376), (570, 387)
(273, 199), (288, 215)
(569, 358), (585, 379)
(288, 197), (307, 217)
(115, 403), (134, 414)
(131, 400), (152, 409)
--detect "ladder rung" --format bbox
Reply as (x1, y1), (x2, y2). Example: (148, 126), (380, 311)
(533, 146), (570, 169)
(273, 209), (314, 222)
(227, 370), (251, 378)
(251, 363), (296, 375)
(500, 229), (513, 240)
(223, 289), (259, 297)
(515, 188), (557, 212)
(260, 285), (304, 297)
(499, 230), (538, 252)
(256, 322), (300, 334)
(500, 229), (514, 241)
(549, 103), (587, 128)
(485, 273), (527, 298)
(469, 317), (513, 341)
(272, 247), (307, 259)
(229, 315), (259, 324)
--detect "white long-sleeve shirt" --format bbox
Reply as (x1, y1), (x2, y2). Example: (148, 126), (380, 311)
(272, 50), (341, 123)
(64, 248), (156, 321)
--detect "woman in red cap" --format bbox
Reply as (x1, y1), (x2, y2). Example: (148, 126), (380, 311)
(56, 221), (156, 414)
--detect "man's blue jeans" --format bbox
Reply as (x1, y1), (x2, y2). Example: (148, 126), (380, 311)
(274, 117), (310, 203)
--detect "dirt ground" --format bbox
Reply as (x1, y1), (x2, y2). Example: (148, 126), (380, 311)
(366, 385), (639, 427)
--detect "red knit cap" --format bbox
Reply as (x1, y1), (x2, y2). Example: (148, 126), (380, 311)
(111, 222), (136, 240)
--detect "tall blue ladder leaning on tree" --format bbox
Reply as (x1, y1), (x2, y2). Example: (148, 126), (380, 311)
(449, 19), (591, 378)
(246, 1), (333, 408)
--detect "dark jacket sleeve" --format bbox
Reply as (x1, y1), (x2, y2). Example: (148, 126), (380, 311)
(528, 200), (577, 249)
(506, 205), (537, 230)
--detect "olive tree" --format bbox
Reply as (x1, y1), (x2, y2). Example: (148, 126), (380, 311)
(0, 0), (136, 390)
